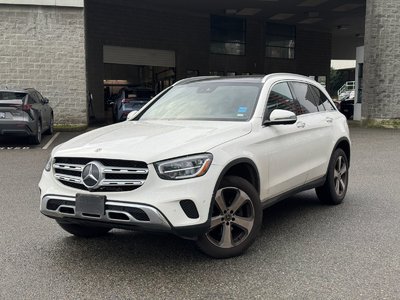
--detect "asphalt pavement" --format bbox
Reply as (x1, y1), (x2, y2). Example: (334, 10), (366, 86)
(0, 127), (399, 299)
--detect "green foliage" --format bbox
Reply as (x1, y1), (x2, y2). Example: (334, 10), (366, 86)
(329, 68), (346, 98)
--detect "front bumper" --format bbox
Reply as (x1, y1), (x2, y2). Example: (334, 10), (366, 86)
(39, 163), (222, 236)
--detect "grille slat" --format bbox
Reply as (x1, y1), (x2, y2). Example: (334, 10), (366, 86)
(53, 157), (148, 192)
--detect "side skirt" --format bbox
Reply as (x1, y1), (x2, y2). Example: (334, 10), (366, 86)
(261, 176), (326, 210)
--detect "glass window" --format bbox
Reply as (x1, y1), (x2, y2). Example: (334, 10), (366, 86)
(265, 23), (295, 59)
(290, 82), (318, 114)
(310, 85), (335, 111)
(140, 82), (261, 121)
(0, 92), (26, 101)
(266, 82), (300, 116)
(210, 15), (246, 56)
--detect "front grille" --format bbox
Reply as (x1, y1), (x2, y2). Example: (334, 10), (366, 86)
(53, 157), (148, 192)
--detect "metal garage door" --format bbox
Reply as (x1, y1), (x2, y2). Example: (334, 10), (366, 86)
(103, 45), (175, 67)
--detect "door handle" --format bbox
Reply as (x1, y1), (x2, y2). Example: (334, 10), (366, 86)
(326, 117), (333, 123)
(297, 121), (306, 128)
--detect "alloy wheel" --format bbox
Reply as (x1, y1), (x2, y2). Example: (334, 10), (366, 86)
(206, 187), (255, 248)
(333, 155), (347, 196)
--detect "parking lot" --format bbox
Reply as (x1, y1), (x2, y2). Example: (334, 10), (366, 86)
(0, 126), (399, 299)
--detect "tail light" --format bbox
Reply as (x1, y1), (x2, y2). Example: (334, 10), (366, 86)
(22, 104), (32, 111)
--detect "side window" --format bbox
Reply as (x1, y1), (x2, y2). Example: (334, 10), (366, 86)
(27, 95), (37, 104)
(266, 82), (299, 117)
(290, 82), (318, 114)
(35, 91), (44, 102)
(29, 92), (39, 103)
(311, 86), (335, 111)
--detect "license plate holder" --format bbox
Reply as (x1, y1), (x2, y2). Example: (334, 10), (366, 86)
(75, 194), (106, 218)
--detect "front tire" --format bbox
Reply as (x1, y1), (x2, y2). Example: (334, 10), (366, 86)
(196, 176), (262, 258)
(316, 148), (349, 205)
(56, 220), (111, 238)
(44, 115), (54, 135)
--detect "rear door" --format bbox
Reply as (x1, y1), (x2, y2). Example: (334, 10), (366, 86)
(29, 91), (46, 127)
(289, 81), (335, 182)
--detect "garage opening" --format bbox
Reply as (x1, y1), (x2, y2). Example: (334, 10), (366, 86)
(102, 45), (176, 123)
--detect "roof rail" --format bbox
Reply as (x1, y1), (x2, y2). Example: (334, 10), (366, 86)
(173, 76), (220, 86)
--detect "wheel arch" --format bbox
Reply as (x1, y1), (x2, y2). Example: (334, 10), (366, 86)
(333, 137), (351, 167)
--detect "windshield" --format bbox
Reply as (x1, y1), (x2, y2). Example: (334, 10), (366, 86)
(139, 81), (261, 121)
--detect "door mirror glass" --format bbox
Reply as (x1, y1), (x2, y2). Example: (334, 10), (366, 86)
(264, 109), (297, 125)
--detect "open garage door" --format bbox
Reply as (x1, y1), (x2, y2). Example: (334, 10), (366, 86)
(102, 45), (176, 123)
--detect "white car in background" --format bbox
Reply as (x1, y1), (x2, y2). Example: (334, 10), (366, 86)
(39, 74), (351, 258)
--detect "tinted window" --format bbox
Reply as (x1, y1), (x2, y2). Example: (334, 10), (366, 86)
(0, 92), (26, 101)
(311, 86), (335, 111)
(266, 82), (300, 116)
(210, 15), (246, 56)
(265, 23), (295, 59)
(290, 82), (318, 114)
(27, 95), (37, 104)
(29, 91), (40, 103)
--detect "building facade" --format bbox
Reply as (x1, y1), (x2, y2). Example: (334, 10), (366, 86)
(0, 0), (399, 127)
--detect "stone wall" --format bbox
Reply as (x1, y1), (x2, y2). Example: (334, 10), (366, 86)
(0, 4), (87, 126)
(363, 0), (400, 125)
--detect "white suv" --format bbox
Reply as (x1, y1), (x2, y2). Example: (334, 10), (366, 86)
(39, 74), (350, 258)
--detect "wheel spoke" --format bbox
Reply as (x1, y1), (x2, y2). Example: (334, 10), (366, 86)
(214, 190), (226, 213)
(340, 163), (347, 175)
(210, 216), (223, 230)
(334, 169), (340, 179)
(335, 178), (340, 194)
(229, 190), (248, 214)
(339, 178), (346, 193)
(232, 216), (253, 231)
(337, 156), (342, 171)
(220, 224), (233, 248)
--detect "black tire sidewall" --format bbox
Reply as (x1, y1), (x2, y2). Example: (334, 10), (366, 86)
(196, 176), (262, 258)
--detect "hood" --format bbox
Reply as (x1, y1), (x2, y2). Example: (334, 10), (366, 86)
(54, 120), (252, 163)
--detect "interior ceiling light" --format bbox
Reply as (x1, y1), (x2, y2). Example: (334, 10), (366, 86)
(333, 3), (363, 12)
(298, 18), (323, 24)
(269, 13), (295, 20)
(236, 8), (262, 16)
(297, 0), (328, 7)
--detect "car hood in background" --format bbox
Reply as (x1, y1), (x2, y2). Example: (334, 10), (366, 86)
(53, 120), (252, 163)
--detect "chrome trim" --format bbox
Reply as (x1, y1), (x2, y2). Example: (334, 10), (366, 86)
(41, 195), (171, 230)
(53, 160), (148, 191)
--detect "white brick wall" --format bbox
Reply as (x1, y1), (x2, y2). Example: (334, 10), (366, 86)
(0, 4), (87, 126)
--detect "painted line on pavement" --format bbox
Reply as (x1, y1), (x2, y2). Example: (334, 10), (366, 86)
(42, 132), (60, 150)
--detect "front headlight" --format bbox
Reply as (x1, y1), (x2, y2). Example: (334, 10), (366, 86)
(155, 153), (213, 180)
(44, 157), (53, 172)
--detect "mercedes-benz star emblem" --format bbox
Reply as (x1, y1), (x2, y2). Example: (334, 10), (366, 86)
(81, 161), (103, 189)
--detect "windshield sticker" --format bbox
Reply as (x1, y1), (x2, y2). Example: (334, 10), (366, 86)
(238, 106), (248, 113)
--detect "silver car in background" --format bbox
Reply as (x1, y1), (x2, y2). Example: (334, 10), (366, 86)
(0, 88), (54, 144)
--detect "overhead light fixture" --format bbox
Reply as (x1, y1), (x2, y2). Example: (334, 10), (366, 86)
(269, 13), (295, 20)
(236, 8), (262, 16)
(298, 0), (328, 7)
(333, 3), (363, 12)
(298, 18), (323, 24)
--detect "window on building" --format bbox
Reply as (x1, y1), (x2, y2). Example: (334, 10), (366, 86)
(265, 23), (295, 59)
(210, 15), (246, 56)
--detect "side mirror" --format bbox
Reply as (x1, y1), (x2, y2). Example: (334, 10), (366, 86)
(264, 109), (297, 126)
(43, 98), (49, 104)
(126, 110), (138, 121)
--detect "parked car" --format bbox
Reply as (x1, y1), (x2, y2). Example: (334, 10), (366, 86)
(112, 88), (154, 122)
(0, 88), (54, 144)
(39, 74), (350, 258)
(339, 98), (354, 119)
